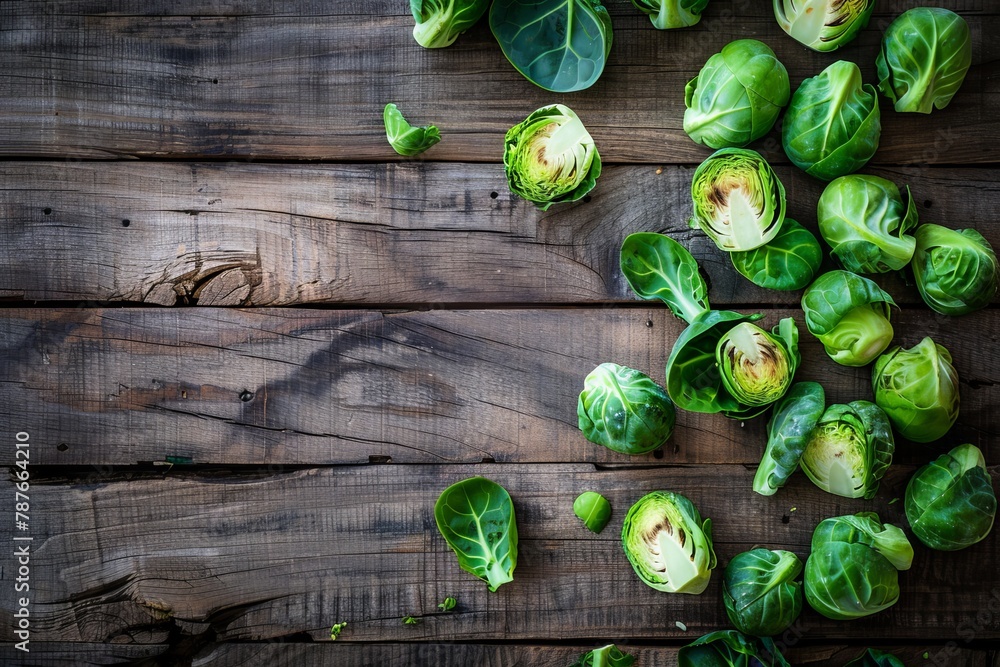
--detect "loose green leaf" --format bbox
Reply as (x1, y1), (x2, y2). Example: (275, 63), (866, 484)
(753, 381), (826, 496)
(632, 0), (709, 29)
(773, 0), (875, 52)
(574, 491), (613, 534)
(801, 270), (896, 367)
(434, 477), (518, 592)
(383, 103), (441, 156)
(620, 232), (709, 323)
(723, 549), (803, 637)
(912, 224), (999, 316)
(578, 363), (676, 455)
(402, 615), (420, 625)
(679, 630), (791, 667)
(411, 0), (489, 48)
(438, 596), (457, 612)
(329, 622), (347, 640)
(730, 219), (823, 291)
(570, 643), (635, 667)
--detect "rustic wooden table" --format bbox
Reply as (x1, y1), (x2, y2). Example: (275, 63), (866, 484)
(0, 1), (997, 665)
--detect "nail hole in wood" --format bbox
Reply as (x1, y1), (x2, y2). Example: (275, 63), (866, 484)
(924, 200), (933, 208)
(122, 219), (131, 227)
(213, 78), (219, 84)
(490, 191), (498, 199)
(43, 208), (51, 215)
(645, 318), (653, 328)
(57, 443), (68, 452)
(781, 515), (790, 524)
(583, 195), (592, 203)
(652, 448), (664, 459)
(239, 389), (254, 402)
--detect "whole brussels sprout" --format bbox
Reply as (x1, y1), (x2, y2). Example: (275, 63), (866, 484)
(716, 319), (800, 408)
(817, 175), (919, 274)
(773, 0), (875, 52)
(801, 270), (896, 367)
(906, 444), (996, 551)
(800, 400), (894, 500)
(804, 513), (912, 621)
(632, 0), (709, 29)
(913, 224), (999, 316)
(844, 648), (907, 667)
(503, 104), (601, 210)
(621, 491), (716, 594)
(690, 148), (786, 252)
(782, 61), (880, 181)
(679, 630), (790, 667)
(753, 381), (826, 496)
(876, 8), (972, 114)
(723, 549), (803, 637)
(684, 39), (790, 149)
(578, 363), (676, 455)
(730, 219), (823, 291)
(872, 337), (959, 443)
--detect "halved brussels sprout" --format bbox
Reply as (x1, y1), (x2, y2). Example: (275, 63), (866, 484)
(621, 491), (716, 594)
(906, 444), (996, 551)
(844, 648), (907, 667)
(684, 39), (790, 149)
(730, 219), (823, 292)
(632, 0), (709, 29)
(723, 549), (803, 637)
(913, 224), (999, 316)
(716, 319), (799, 407)
(578, 363), (676, 455)
(805, 512), (912, 620)
(503, 104), (601, 210)
(773, 0), (874, 52)
(872, 337), (960, 443)
(876, 8), (972, 114)
(818, 175), (919, 274)
(690, 148), (786, 252)
(410, 0), (489, 48)
(800, 400), (894, 499)
(801, 270), (896, 367)
(679, 630), (790, 667)
(754, 381), (826, 496)
(782, 61), (880, 181)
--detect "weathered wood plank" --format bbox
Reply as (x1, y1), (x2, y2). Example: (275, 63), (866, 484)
(1, 307), (995, 467)
(0, 643), (168, 666)
(0, 1), (996, 162)
(1, 162), (997, 306)
(0, 465), (996, 643)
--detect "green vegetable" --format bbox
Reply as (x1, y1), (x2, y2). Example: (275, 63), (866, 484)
(818, 175), (919, 274)
(578, 363), (676, 455)
(678, 630), (791, 667)
(722, 549), (803, 637)
(716, 319), (800, 408)
(844, 648), (906, 667)
(753, 381), (826, 496)
(570, 644), (635, 667)
(411, 0), (489, 48)
(801, 270), (896, 367)
(503, 104), (601, 211)
(872, 337), (960, 443)
(800, 400), (894, 500)
(438, 596), (457, 611)
(383, 104), (441, 157)
(690, 148), (786, 252)
(329, 621), (347, 640)
(805, 513), (912, 620)
(730, 219), (823, 291)
(620, 232), (709, 323)
(434, 477), (518, 592)
(773, 0), (874, 52)
(876, 8), (972, 114)
(574, 491), (613, 534)
(632, 0), (709, 29)
(905, 444), (996, 551)
(683, 39), (790, 149)
(402, 615), (420, 625)
(782, 60), (880, 181)
(621, 491), (716, 594)
(490, 0), (612, 93)
(913, 224), (999, 316)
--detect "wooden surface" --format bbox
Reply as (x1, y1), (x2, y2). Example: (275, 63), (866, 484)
(1, 0), (998, 663)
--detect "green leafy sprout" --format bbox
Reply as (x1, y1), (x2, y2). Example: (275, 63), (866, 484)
(383, 103), (441, 157)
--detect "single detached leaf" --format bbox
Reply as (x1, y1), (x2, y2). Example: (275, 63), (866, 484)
(620, 232), (709, 323)
(384, 103), (441, 156)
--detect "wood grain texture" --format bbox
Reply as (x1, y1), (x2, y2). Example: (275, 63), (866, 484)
(0, 464), (996, 643)
(1, 307), (996, 468)
(0, 0), (996, 162)
(2, 162), (997, 306)
(0, 643), (168, 666)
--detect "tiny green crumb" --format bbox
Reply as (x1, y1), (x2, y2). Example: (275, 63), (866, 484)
(438, 597), (457, 612)
(403, 615), (420, 625)
(329, 621), (346, 640)
(923, 652), (929, 660)
(789, 507), (797, 512)
(675, 621), (687, 631)
(889, 497), (900, 505)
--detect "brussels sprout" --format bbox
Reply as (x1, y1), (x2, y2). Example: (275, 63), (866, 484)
(773, 0), (874, 52)
(683, 39), (790, 149)
(782, 61), (880, 181)
(804, 513), (912, 620)
(818, 175), (919, 274)
(730, 219), (823, 291)
(722, 549), (803, 637)
(876, 8), (972, 114)
(800, 400), (894, 500)
(801, 270), (896, 367)
(491, 0), (612, 93)
(872, 337), (960, 443)
(716, 319), (800, 408)
(410, 0), (489, 48)
(621, 491), (716, 594)
(571, 644), (635, 667)
(620, 232), (710, 323)
(383, 103), (441, 156)
(690, 148), (786, 252)
(578, 363), (676, 455)
(753, 381), (826, 496)
(844, 648), (907, 667)
(678, 630), (791, 667)
(632, 0), (709, 29)
(913, 224), (999, 316)
(574, 492), (613, 534)
(503, 104), (601, 210)
(906, 444), (996, 551)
